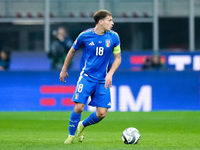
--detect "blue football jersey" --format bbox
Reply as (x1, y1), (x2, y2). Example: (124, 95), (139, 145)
(73, 28), (120, 82)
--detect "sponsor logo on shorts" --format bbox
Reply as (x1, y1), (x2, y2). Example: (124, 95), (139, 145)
(75, 93), (79, 99)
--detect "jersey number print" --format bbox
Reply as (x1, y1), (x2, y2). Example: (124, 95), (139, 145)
(96, 47), (104, 56)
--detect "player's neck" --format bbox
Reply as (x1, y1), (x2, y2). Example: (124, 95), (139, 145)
(94, 26), (106, 35)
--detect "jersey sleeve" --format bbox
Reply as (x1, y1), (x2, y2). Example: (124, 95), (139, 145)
(113, 32), (121, 54)
(72, 32), (84, 50)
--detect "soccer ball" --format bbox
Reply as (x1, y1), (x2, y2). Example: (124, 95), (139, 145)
(122, 127), (141, 144)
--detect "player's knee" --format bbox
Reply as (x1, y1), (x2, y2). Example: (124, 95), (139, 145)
(96, 112), (107, 120)
(74, 103), (85, 113)
(96, 107), (108, 119)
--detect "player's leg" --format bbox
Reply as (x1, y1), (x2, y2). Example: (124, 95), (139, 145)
(69, 103), (85, 136)
(64, 103), (84, 144)
(77, 83), (111, 142)
(96, 107), (108, 119)
(77, 107), (108, 142)
(64, 75), (95, 144)
(82, 107), (108, 126)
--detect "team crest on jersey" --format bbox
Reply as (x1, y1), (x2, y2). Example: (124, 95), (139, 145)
(106, 39), (110, 47)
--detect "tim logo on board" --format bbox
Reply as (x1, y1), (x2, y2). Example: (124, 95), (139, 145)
(88, 85), (152, 112)
(119, 85), (152, 112)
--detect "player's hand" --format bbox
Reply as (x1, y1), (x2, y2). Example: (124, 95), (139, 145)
(59, 71), (69, 83)
(105, 73), (112, 89)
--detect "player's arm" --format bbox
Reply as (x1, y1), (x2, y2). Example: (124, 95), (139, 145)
(105, 45), (121, 89)
(59, 47), (76, 83)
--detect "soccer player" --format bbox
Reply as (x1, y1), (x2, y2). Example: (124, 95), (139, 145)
(59, 10), (121, 144)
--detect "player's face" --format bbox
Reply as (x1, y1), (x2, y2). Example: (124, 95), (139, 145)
(101, 15), (114, 31)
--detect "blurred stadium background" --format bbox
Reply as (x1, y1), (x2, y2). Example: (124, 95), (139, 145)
(0, 1), (200, 149)
(0, 0), (199, 111)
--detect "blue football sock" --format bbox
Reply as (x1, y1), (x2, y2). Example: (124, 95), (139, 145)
(82, 112), (101, 127)
(68, 110), (81, 136)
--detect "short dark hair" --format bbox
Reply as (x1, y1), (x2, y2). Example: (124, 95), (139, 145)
(93, 10), (112, 24)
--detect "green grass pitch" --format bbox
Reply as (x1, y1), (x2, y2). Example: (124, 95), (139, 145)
(0, 111), (199, 150)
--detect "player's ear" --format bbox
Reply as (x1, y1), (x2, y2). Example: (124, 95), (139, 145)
(99, 19), (103, 25)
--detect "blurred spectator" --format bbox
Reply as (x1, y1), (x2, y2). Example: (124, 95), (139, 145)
(142, 53), (166, 70)
(0, 47), (11, 71)
(48, 27), (73, 70)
